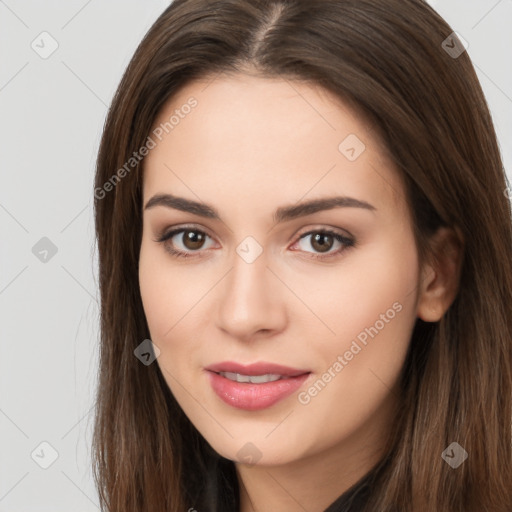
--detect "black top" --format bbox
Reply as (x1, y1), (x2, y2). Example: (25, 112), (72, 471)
(322, 459), (381, 512)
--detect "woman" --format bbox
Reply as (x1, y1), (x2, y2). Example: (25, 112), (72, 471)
(92, 0), (512, 510)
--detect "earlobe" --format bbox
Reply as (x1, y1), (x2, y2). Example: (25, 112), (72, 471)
(416, 226), (464, 323)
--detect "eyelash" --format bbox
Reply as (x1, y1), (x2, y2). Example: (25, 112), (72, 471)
(154, 225), (356, 261)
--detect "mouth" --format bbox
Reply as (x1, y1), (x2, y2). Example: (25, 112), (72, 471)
(204, 361), (311, 411)
(216, 372), (285, 384)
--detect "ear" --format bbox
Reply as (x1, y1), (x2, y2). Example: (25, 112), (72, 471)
(416, 226), (464, 322)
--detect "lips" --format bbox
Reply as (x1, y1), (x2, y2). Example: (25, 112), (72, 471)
(204, 361), (311, 411)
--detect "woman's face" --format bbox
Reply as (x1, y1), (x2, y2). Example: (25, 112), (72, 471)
(139, 73), (423, 468)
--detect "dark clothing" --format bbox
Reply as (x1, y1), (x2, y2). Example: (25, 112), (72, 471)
(323, 460), (380, 511)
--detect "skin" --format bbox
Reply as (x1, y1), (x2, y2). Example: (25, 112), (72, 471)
(138, 72), (463, 512)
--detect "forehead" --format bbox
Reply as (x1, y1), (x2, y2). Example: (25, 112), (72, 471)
(142, 73), (405, 216)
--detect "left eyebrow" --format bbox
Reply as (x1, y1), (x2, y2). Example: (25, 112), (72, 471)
(143, 193), (377, 224)
(273, 195), (376, 223)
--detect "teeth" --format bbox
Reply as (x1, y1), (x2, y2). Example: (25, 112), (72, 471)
(219, 372), (283, 383)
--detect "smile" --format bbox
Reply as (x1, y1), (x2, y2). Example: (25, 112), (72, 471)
(217, 372), (283, 383)
(204, 361), (311, 411)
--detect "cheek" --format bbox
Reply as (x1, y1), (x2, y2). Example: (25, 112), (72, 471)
(295, 238), (420, 427)
(138, 244), (166, 336)
(138, 240), (214, 376)
(316, 233), (419, 385)
(293, 231), (419, 354)
(139, 239), (195, 338)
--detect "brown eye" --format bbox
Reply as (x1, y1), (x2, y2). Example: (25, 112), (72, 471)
(181, 230), (207, 250)
(156, 227), (214, 259)
(310, 232), (335, 253)
(293, 229), (355, 260)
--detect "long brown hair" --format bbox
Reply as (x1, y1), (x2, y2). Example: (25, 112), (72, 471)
(92, 0), (512, 510)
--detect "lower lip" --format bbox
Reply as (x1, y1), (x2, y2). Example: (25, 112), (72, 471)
(206, 371), (310, 411)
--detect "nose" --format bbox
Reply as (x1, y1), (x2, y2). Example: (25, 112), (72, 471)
(215, 247), (287, 342)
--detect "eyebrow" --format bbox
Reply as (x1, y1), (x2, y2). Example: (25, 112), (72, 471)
(144, 193), (376, 224)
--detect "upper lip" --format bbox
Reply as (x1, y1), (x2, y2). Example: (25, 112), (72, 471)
(205, 361), (310, 377)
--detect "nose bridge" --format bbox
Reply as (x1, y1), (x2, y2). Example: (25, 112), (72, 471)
(225, 242), (272, 312)
(216, 240), (284, 337)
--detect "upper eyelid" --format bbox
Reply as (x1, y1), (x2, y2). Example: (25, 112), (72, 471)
(157, 223), (354, 241)
(157, 224), (215, 242)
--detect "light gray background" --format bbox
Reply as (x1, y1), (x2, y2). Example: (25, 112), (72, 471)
(1, 0), (511, 510)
